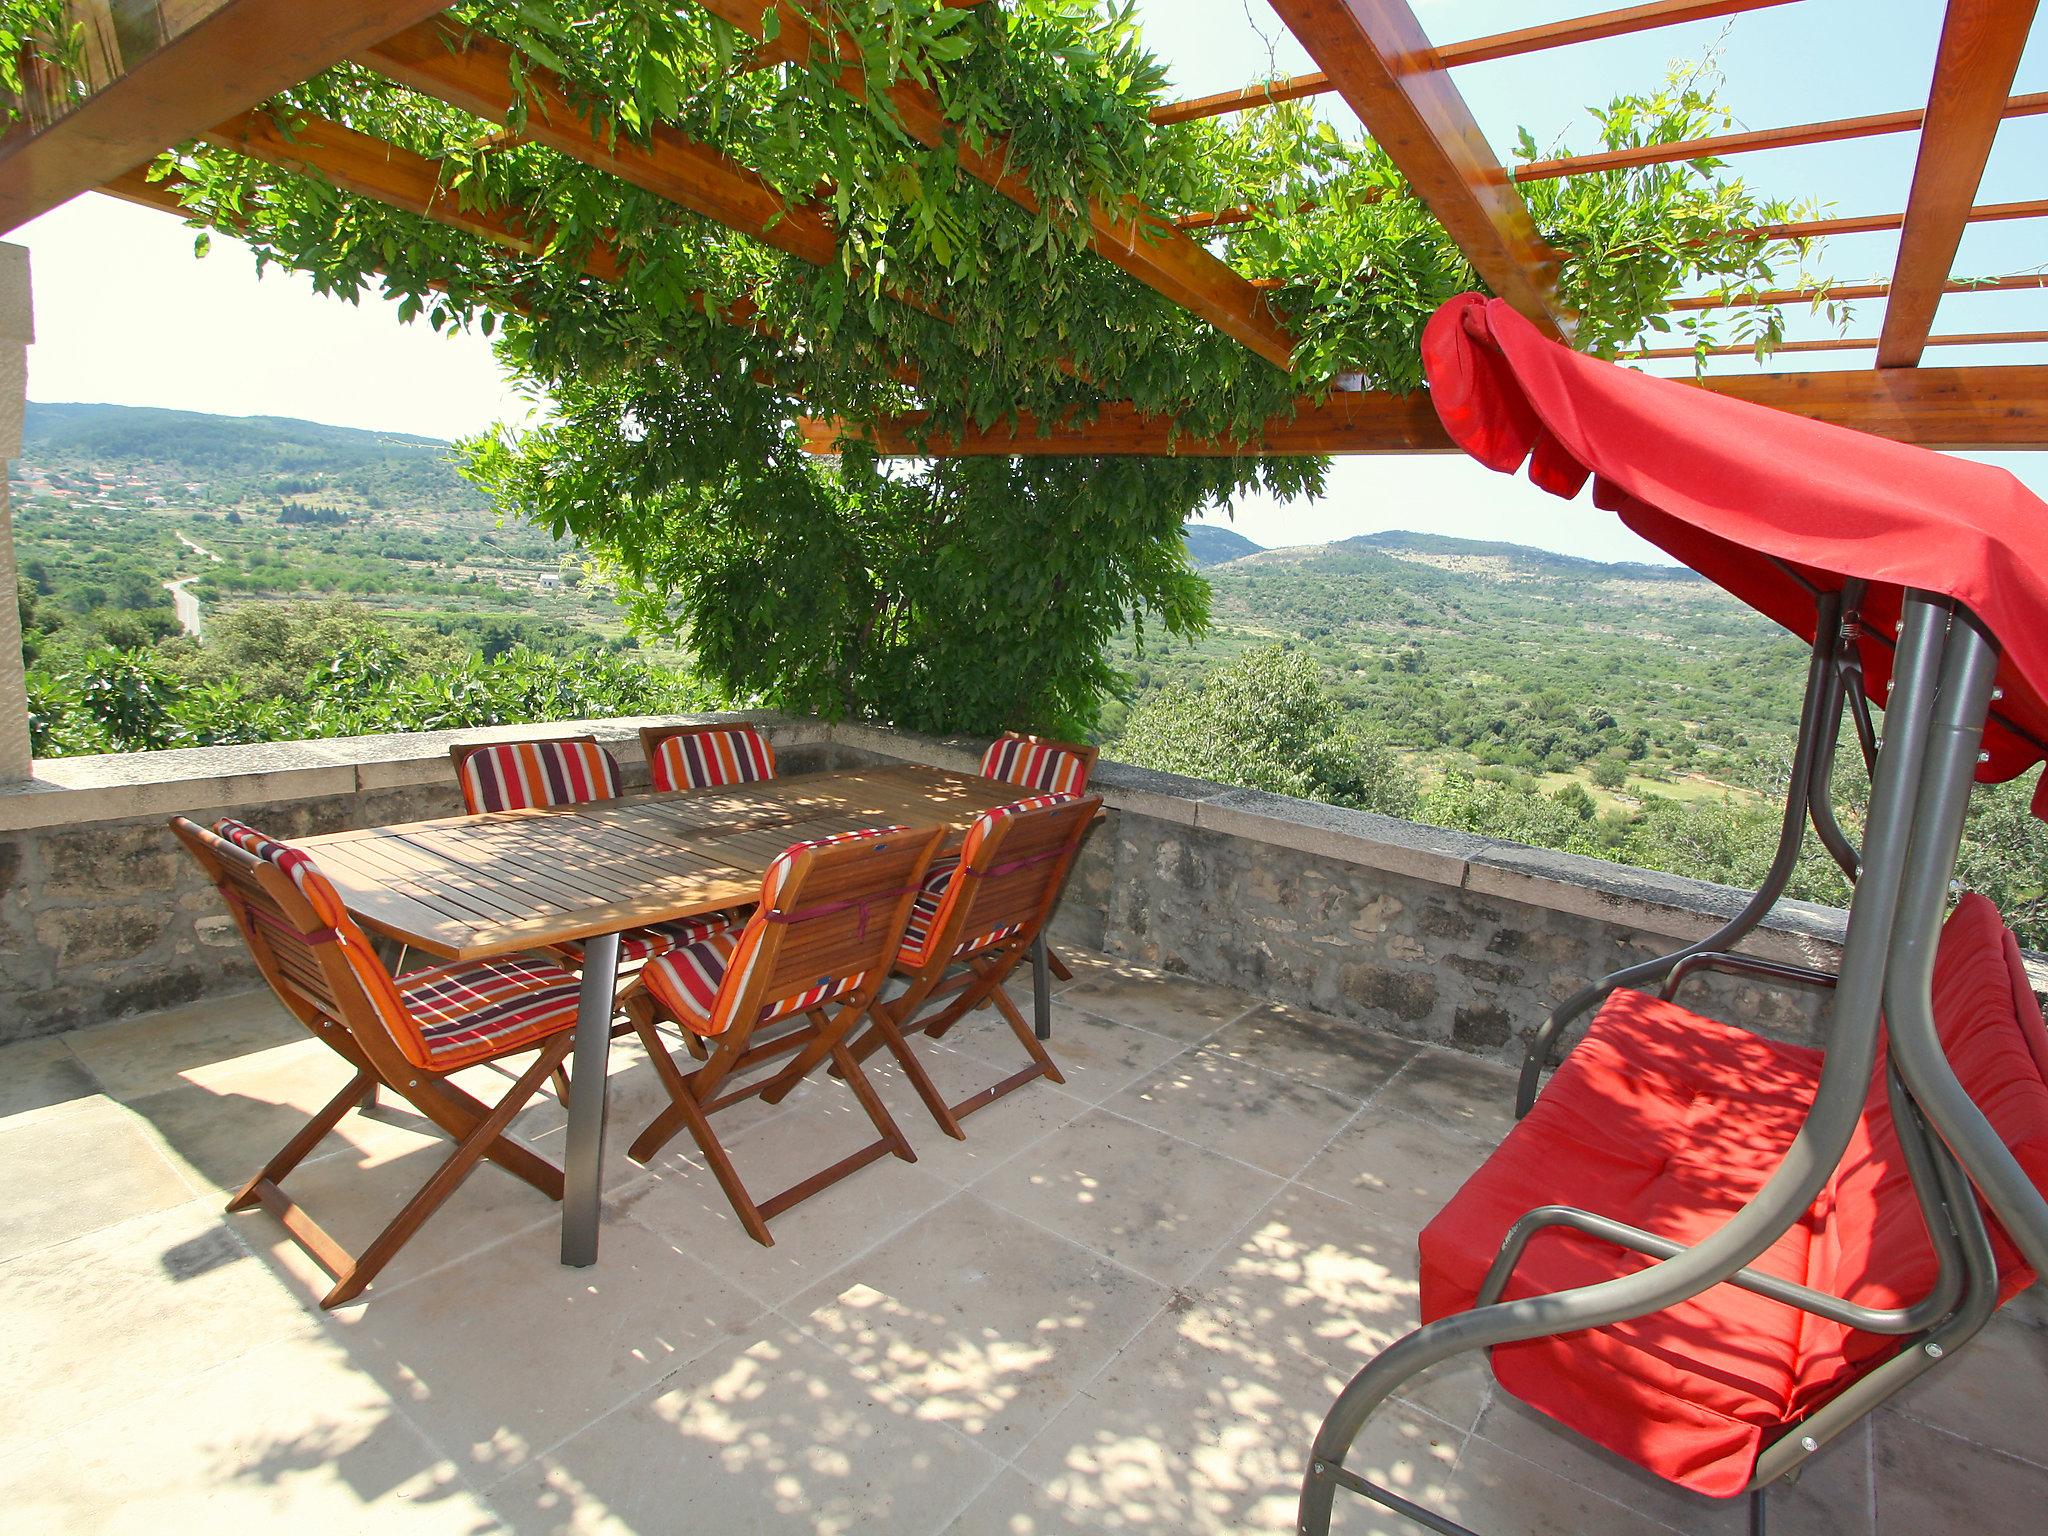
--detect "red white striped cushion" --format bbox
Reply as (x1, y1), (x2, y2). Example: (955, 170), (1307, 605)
(980, 734), (1091, 794)
(397, 955), (583, 1066)
(895, 795), (1072, 968)
(554, 912), (743, 968)
(458, 740), (623, 813)
(641, 826), (908, 1036)
(651, 726), (778, 791)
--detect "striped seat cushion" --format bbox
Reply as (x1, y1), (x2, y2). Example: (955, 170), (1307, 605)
(641, 826), (906, 1036)
(554, 911), (744, 968)
(459, 740), (623, 813)
(981, 734), (1091, 794)
(651, 726), (777, 791)
(894, 794), (1073, 969)
(396, 955), (585, 1066)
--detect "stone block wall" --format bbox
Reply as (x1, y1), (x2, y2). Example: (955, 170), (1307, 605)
(2, 711), (1871, 1056)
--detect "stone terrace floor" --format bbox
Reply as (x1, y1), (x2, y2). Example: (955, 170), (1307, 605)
(3, 952), (2045, 1535)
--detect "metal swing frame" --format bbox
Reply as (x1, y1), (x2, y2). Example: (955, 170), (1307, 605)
(1299, 590), (2048, 1536)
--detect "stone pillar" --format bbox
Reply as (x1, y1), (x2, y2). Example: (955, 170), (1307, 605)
(0, 241), (32, 780)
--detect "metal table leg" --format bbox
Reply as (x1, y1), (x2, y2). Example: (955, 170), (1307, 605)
(1032, 932), (1052, 1041)
(561, 931), (620, 1267)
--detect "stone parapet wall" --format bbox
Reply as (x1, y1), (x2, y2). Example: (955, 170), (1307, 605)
(2, 712), (1867, 1053)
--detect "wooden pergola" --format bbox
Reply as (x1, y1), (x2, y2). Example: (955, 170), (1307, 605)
(0, 0), (2044, 459)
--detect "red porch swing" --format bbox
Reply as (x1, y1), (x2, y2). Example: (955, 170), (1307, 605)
(1300, 294), (2048, 1536)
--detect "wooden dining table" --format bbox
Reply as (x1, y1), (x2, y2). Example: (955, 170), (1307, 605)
(301, 762), (1059, 1267)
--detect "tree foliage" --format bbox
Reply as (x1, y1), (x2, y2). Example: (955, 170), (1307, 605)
(31, 0), (1823, 733)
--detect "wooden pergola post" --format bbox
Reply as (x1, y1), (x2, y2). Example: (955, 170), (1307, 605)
(0, 243), (33, 780)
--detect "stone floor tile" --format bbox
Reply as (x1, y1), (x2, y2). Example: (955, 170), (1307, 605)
(942, 1468), (1101, 1535)
(973, 1109), (1283, 1286)
(62, 987), (303, 1101)
(1013, 1289), (1459, 1536)
(334, 1214), (767, 1489)
(612, 1085), (955, 1310)
(0, 1331), (488, 1535)
(944, 1003), (1188, 1108)
(0, 1096), (197, 1260)
(1769, 1417), (1876, 1536)
(1195, 1182), (1490, 1435)
(227, 1113), (566, 1306)
(1874, 1412), (2048, 1535)
(1296, 1110), (1493, 1233)
(0, 1198), (316, 1446)
(490, 1324), (1003, 1536)
(794, 1191), (1168, 1457)
(0, 1034), (99, 1123)
(1375, 1048), (1521, 1146)
(1202, 1004), (1419, 1104)
(1058, 970), (1258, 1044)
(867, 1042), (1090, 1188)
(1441, 1434), (1679, 1536)
(1109, 1046), (1363, 1180)
(1891, 1305), (2048, 1469)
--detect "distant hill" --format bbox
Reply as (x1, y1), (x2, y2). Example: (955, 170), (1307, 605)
(1347, 529), (1698, 584)
(20, 401), (488, 514)
(1183, 523), (1263, 566)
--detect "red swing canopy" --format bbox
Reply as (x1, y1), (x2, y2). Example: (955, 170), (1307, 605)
(1422, 293), (2048, 812)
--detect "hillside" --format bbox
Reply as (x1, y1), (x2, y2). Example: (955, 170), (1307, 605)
(1182, 522), (1263, 566)
(1114, 529), (1808, 800)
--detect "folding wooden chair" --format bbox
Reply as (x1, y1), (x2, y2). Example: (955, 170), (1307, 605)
(172, 816), (586, 1308)
(845, 793), (1101, 1140)
(640, 721), (779, 791)
(968, 732), (1098, 982)
(622, 823), (945, 1245)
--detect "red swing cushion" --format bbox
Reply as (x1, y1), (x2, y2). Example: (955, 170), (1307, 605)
(1418, 894), (2048, 1498)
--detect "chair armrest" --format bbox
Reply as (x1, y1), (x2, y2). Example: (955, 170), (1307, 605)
(1660, 951), (1838, 1005)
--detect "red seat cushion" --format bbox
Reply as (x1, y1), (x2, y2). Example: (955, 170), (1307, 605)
(1420, 893), (2048, 1499)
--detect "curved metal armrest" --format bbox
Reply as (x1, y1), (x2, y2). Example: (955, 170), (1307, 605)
(1474, 1203), (1951, 1335)
(1660, 951), (1839, 1006)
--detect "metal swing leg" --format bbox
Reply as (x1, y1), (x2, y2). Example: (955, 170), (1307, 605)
(1749, 1486), (1768, 1536)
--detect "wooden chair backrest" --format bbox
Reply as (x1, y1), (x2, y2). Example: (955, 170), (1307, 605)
(641, 722), (779, 791)
(925, 794), (1099, 965)
(717, 824), (946, 1028)
(169, 817), (419, 1077)
(981, 732), (1098, 795)
(449, 735), (623, 814)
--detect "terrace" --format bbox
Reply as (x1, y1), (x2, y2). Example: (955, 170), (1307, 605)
(3, 3), (2048, 1534)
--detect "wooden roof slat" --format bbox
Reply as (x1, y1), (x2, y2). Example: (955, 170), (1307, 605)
(1632, 329), (2048, 358)
(357, 18), (841, 266)
(0, 0), (452, 233)
(1266, 0), (1568, 338)
(693, 0), (1299, 370)
(1667, 272), (2048, 308)
(807, 362), (2048, 455)
(1876, 1), (2041, 369)
(1515, 90), (2048, 181)
(200, 108), (624, 279)
(1149, 1), (1800, 125)
(1742, 196), (2048, 241)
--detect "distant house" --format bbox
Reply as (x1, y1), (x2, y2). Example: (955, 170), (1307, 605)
(535, 573), (562, 590)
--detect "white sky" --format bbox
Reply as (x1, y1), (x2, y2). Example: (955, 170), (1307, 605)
(11, 0), (2048, 566)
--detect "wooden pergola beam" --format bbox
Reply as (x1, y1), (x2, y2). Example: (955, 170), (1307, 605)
(1667, 271), (2048, 309)
(357, 19), (840, 267)
(1149, 1), (1799, 125)
(1742, 196), (2048, 241)
(1876, 1), (2040, 369)
(1515, 89), (2048, 181)
(693, 0), (1298, 370)
(1266, 0), (1567, 337)
(0, 0), (452, 233)
(1631, 329), (2048, 358)
(808, 362), (2048, 455)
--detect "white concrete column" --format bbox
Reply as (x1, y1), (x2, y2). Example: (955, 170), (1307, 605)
(0, 241), (33, 781)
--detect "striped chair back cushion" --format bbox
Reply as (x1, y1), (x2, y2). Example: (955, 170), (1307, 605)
(650, 725), (777, 792)
(457, 739), (623, 814)
(901, 794), (1078, 965)
(209, 819), (428, 1062)
(980, 733), (1093, 795)
(710, 826), (917, 1032)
